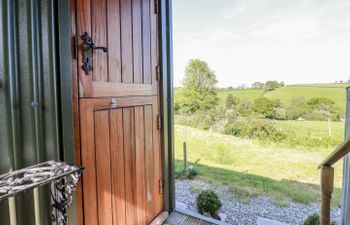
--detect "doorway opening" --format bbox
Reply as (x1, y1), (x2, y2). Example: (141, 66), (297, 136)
(172, 1), (350, 224)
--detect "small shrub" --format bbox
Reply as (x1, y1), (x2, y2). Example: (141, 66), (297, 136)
(303, 213), (319, 225)
(176, 160), (200, 180)
(196, 190), (222, 219)
(186, 165), (198, 180)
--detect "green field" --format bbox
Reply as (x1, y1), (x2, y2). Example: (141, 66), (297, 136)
(274, 120), (344, 143)
(264, 86), (347, 111)
(217, 89), (265, 103)
(175, 83), (349, 111)
(175, 125), (343, 205)
(174, 83), (348, 205)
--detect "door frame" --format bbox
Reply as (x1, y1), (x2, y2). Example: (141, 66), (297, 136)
(60, 0), (350, 224)
(159, 0), (175, 212)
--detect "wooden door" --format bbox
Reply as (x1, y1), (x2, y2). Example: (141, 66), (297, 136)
(76, 0), (159, 98)
(72, 0), (163, 224)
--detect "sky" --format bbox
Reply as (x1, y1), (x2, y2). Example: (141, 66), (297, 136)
(172, 0), (350, 87)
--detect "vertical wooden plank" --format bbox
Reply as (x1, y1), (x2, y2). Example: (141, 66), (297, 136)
(150, 0), (158, 93)
(94, 110), (113, 225)
(132, 0), (143, 83)
(110, 109), (127, 225)
(144, 105), (155, 222)
(135, 106), (147, 224)
(120, 0), (133, 83)
(91, 0), (108, 82)
(70, 0), (84, 224)
(76, 0), (92, 96)
(123, 107), (137, 225)
(79, 100), (98, 225)
(107, 0), (122, 82)
(152, 98), (163, 214)
(142, 0), (152, 84)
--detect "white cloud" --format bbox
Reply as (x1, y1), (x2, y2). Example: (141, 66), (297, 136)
(173, 0), (350, 87)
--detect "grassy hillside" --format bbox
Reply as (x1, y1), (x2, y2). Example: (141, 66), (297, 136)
(217, 89), (265, 103)
(264, 86), (347, 111)
(175, 83), (349, 111)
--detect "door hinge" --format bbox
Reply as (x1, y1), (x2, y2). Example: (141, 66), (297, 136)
(72, 36), (78, 59)
(157, 115), (162, 130)
(159, 179), (164, 194)
(154, 0), (159, 14)
(156, 65), (161, 81)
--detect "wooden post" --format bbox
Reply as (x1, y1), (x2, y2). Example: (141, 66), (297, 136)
(183, 127), (187, 171)
(320, 166), (334, 225)
(328, 118), (332, 137)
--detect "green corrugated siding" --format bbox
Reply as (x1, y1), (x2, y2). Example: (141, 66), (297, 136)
(0, 0), (66, 224)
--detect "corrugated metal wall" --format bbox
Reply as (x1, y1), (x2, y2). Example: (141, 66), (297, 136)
(0, 0), (69, 224)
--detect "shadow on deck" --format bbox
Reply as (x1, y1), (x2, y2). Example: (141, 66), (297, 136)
(164, 211), (216, 225)
(163, 209), (231, 225)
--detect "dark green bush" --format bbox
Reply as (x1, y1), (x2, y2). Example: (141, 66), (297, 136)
(224, 118), (287, 142)
(303, 213), (319, 225)
(175, 108), (226, 130)
(196, 190), (222, 215)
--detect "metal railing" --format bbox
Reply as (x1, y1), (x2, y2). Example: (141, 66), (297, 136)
(0, 161), (82, 225)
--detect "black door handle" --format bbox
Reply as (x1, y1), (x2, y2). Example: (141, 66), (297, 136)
(81, 32), (108, 75)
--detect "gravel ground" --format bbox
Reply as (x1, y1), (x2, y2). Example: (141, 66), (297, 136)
(175, 179), (341, 225)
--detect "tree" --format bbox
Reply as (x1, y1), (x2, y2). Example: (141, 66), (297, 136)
(182, 59), (218, 112)
(251, 97), (281, 119)
(264, 80), (281, 91)
(225, 94), (239, 109)
(307, 97), (335, 111)
(252, 82), (264, 89)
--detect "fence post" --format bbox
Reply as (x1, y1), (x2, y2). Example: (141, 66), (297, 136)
(183, 127), (187, 171)
(341, 86), (350, 225)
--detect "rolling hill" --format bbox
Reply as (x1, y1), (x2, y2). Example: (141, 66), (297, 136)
(175, 83), (349, 111)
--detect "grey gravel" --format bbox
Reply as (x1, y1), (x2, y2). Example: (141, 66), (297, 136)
(175, 179), (341, 225)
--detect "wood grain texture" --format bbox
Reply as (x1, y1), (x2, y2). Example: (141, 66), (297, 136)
(142, 0), (152, 84)
(77, 0), (159, 98)
(135, 106), (147, 224)
(91, 0), (108, 82)
(94, 110), (113, 225)
(132, 0), (143, 84)
(123, 107), (137, 225)
(150, 0), (158, 94)
(70, 0), (84, 224)
(77, 0), (92, 97)
(152, 97), (163, 213)
(107, 0), (122, 82)
(110, 109), (127, 225)
(164, 211), (216, 225)
(92, 82), (153, 97)
(120, 0), (133, 83)
(79, 100), (98, 225)
(145, 104), (155, 221)
(74, 0), (163, 224)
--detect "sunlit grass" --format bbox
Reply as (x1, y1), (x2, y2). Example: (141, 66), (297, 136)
(175, 125), (343, 205)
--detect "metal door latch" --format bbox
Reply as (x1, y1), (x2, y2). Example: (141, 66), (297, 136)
(81, 32), (108, 75)
(111, 98), (117, 108)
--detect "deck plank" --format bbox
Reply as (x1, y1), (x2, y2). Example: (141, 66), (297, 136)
(164, 211), (215, 225)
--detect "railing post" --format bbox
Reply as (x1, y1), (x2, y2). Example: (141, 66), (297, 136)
(341, 86), (350, 225)
(321, 166), (334, 225)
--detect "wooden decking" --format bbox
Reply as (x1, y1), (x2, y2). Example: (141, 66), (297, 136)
(164, 211), (216, 225)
